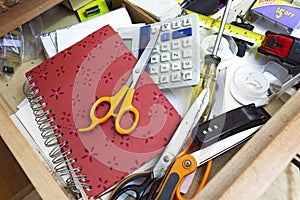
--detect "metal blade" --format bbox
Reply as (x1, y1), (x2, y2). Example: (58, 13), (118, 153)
(130, 27), (161, 87)
(152, 88), (209, 179)
(191, 126), (261, 167)
(276, 72), (300, 99)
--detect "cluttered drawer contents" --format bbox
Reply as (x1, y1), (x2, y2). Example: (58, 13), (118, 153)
(10, 0), (300, 199)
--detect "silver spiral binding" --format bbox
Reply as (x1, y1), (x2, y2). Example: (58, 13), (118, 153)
(23, 77), (92, 198)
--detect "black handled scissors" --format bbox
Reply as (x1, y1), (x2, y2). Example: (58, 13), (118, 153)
(109, 89), (210, 200)
(108, 91), (270, 199)
(109, 171), (161, 200)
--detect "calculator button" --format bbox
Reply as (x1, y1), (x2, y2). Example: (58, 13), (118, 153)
(162, 23), (171, 31)
(161, 32), (170, 41)
(150, 55), (159, 63)
(182, 38), (192, 47)
(183, 49), (192, 58)
(171, 72), (181, 82)
(171, 62), (181, 71)
(160, 63), (170, 72)
(149, 65), (159, 74)
(172, 28), (192, 39)
(183, 71), (193, 80)
(172, 20), (181, 29)
(161, 53), (170, 62)
(153, 44), (160, 53)
(151, 26), (160, 34)
(183, 60), (192, 69)
(171, 52), (180, 60)
(183, 17), (191, 26)
(161, 43), (169, 51)
(172, 41), (180, 49)
(160, 75), (169, 83)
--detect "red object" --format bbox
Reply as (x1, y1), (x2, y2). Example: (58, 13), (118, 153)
(258, 31), (300, 66)
(259, 32), (293, 58)
(25, 25), (181, 198)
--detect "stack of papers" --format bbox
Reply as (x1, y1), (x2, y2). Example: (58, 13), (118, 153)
(40, 7), (132, 58)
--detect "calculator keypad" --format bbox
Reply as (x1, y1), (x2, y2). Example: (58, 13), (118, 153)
(147, 14), (200, 89)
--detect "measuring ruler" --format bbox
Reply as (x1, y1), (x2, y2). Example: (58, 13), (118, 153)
(186, 10), (266, 46)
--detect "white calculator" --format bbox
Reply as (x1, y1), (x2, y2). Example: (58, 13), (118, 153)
(147, 14), (200, 89)
(118, 14), (200, 89)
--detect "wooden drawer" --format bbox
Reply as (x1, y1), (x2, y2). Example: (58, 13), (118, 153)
(0, 0), (63, 37)
(195, 90), (300, 199)
(0, 1), (70, 199)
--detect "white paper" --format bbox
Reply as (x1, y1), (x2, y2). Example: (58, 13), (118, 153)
(57, 7), (132, 52)
(40, 7), (132, 58)
(40, 31), (58, 58)
(127, 0), (181, 20)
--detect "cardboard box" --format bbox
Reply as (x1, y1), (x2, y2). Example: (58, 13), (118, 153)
(251, 0), (300, 30)
(62, 0), (93, 11)
(123, 0), (158, 24)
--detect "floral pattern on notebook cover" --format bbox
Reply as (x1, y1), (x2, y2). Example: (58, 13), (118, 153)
(25, 25), (181, 198)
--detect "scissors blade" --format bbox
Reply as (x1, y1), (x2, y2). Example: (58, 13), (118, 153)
(191, 126), (261, 167)
(276, 72), (300, 98)
(129, 27), (161, 87)
(152, 88), (209, 179)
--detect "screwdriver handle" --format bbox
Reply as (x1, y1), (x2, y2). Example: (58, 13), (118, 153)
(190, 55), (221, 120)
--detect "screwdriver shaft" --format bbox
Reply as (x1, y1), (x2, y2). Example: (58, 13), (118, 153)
(212, 0), (233, 56)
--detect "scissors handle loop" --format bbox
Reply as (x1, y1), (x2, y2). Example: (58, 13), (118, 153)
(115, 87), (139, 134)
(155, 154), (197, 200)
(78, 86), (139, 134)
(110, 171), (154, 200)
(77, 95), (115, 132)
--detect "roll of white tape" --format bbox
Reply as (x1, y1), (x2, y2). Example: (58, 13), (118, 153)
(230, 66), (270, 106)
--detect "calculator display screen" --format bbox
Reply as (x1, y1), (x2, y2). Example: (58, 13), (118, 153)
(123, 38), (133, 50)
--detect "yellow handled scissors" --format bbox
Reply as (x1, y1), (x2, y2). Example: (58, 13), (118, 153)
(78, 27), (161, 134)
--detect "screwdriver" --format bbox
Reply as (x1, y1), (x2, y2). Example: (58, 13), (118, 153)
(189, 0), (233, 121)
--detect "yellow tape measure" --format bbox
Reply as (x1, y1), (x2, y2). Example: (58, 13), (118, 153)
(186, 10), (266, 46)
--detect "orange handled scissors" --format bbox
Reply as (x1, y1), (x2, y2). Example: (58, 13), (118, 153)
(109, 87), (262, 199)
(78, 27), (161, 134)
(109, 113), (261, 199)
(109, 89), (210, 200)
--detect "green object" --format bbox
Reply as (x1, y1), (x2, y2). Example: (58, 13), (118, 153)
(77, 0), (110, 22)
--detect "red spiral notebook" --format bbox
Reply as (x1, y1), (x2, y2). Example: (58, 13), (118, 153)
(25, 25), (181, 198)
